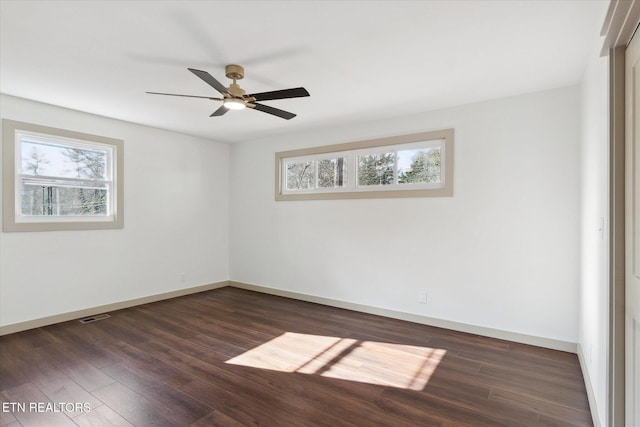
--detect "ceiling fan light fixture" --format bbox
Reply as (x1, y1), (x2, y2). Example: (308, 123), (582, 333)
(223, 98), (246, 110)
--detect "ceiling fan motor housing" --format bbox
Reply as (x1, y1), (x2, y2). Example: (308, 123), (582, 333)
(225, 64), (244, 80)
(225, 64), (246, 97)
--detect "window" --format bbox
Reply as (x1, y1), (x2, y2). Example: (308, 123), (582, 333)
(276, 129), (453, 200)
(3, 119), (124, 231)
(285, 156), (348, 191)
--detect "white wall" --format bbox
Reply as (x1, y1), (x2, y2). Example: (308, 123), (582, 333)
(578, 43), (610, 426)
(230, 86), (581, 344)
(0, 94), (229, 327)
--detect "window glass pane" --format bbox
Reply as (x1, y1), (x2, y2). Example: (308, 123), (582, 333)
(357, 152), (395, 186)
(21, 140), (107, 180)
(286, 161), (315, 190)
(397, 147), (441, 184)
(21, 183), (108, 216)
(318, 157), (347, 188)
(4, 120), (124, 231)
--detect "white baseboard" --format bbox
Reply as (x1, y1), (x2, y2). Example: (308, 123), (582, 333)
(0, 281), (229, 336)
(1, 280), (578, 355)
(228, 281), (577, 353)
(576, 343), (602, 427)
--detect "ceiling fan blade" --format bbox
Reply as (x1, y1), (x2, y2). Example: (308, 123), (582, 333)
(250, 103), (297, 120)
(146, 91), (223, 100)
(188, 68), (228, 95)
(246, 87), (310, 102)
(210, 105), (229, 117)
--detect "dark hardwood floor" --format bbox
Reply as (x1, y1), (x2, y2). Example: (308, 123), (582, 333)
(0, 287), (592, 426)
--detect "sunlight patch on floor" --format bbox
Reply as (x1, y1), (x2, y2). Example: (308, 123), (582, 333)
(225, 332), (446, 390)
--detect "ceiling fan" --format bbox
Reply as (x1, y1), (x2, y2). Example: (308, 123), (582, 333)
(147, 64), (310, 120)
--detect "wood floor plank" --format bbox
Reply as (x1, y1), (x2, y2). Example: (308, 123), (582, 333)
(378, 386), (509, 427)
(100, 358), (214, 424)
(0, 409), (17, 426)
(489, 387), (593, 426)
(173, 377), (322, 427)
(72, 403), (134, 427)
(0, 287), (593, 426)
(37, 342), (117, 392)
(0, 342), (32, 391)
(190, 409), (245, 427)
(5, 351), (104, 416)
(0, 328), (60, 355)
(475, 362), (591, 412)
(46, 322), (123, 369)
(90, 382), (177, 427)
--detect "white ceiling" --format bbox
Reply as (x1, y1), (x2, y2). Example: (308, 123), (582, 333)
(0, 0), (607, 144)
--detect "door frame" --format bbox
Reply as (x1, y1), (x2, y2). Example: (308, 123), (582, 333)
(609, 43), (626, 427)
(603, 1), (640, 425)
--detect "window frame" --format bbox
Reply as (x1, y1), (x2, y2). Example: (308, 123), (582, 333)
(2, 119), (124, 232)
(275, 129), (453, 201)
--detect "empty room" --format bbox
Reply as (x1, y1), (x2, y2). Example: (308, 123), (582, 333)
(1, 1), (639, 426)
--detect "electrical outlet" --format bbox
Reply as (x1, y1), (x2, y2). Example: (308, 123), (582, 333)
(418, 291), (428, 304)
(179, 272), (186, 283)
